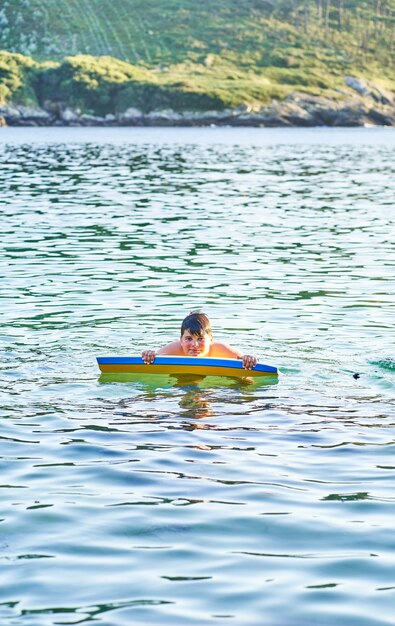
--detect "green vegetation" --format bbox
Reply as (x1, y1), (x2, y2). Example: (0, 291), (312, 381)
(0, 51), (38, 103)
(34, 55), (225, 113)
(0, 1), (394, 113)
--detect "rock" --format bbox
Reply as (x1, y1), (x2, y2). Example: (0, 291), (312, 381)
(0, 104), (21, 123)
(145, 109), (184, 125)
(345, 76), (395, 106)
(272, 92), (395, 127)
(231, 113), (265, 126)
(213, 108), (239, 120)
(43, 100), (64, 115)
(345, 76), (370, 96)
(17, 120), (39, 127)
(80, 114), (106, 126)
(259, 114), (290, 127)
(284, 95), (339, 125)
(370, 86), (394, 106)
(234, 103), (254, 114)
(329, 103), (365, 126)
(0, 104), (53, 125)
(367, 107), (395, 126)
(18, 105), (53, 124)
(118, 107), (144, 124)
(278, 100), (319, 126)
(60, 107), (80, 123)
(104, 113), (117, 123)
(187, 110), (221, 124)
(1, 87), (394, 127)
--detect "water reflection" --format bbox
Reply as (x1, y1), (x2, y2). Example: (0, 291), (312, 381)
(178, 386), (215, 419)
(99, 373), (278, 424)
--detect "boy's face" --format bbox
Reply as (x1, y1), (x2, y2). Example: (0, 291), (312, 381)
(180, 330), (212, 357)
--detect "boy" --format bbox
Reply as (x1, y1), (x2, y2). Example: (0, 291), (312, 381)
(142, 311), (257, 370)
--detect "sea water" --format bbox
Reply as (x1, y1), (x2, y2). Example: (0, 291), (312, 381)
(0, 126), (394, 626)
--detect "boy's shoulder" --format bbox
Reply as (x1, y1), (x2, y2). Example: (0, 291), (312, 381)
(209, 341), (243, 359)
(158, 340), (183, 356)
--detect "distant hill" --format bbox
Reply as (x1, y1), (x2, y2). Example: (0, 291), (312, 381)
(1, 0), (395, 69)
(0, 0), (394, 117)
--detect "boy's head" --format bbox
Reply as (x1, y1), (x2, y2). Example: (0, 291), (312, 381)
(180, 311), (212, 357)
(181, 311), (212, 338)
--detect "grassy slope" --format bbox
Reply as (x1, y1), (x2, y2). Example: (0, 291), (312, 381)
(0, 0), (394, 112)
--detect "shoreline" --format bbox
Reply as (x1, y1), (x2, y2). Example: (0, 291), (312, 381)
(2, 92), (395, 129)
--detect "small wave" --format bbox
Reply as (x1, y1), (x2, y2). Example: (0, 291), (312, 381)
(370, 357), (395, 371)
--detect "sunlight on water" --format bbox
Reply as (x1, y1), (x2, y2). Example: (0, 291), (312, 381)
(0, 127), (394, 626)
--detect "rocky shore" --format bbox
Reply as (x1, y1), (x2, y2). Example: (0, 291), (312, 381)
(1, 77), (394, 128)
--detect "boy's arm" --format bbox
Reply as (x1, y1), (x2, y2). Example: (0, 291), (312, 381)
(142, 341), (182, 363)
(211, 342), (257, 370)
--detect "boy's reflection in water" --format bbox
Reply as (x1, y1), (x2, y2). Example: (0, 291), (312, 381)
(174, 374), (257, 424)
(176, 377), (215, 420)
(108, 373), (276, 430)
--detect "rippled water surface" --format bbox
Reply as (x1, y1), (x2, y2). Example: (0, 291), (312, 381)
(1, 127), (394, 626)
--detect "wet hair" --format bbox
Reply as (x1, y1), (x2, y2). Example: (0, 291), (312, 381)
(181, 311), (212, 338)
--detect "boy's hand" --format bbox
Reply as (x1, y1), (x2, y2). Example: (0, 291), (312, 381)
(241, 354), (257, 370)
(142, 350), (156, 364)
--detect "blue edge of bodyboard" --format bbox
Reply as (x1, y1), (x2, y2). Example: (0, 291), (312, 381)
(97, 356), (278, 374)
